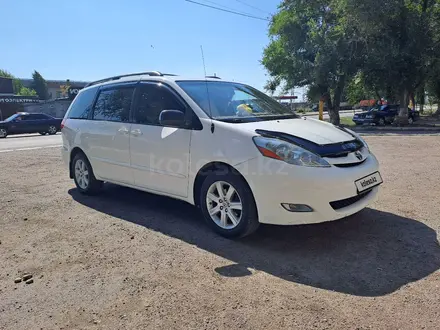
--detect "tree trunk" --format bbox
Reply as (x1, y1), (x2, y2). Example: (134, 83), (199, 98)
(409, 92), (415, 111)
(395, 89), (409, 125)
(435, 103), (440, 116)
(417, 86), (425, 113)
(375, 89), (381, 103)
(329, 76), (345, 126)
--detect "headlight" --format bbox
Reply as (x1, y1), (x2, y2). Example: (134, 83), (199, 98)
(253, 137), (331, 167)
(343, 128), (369, 151)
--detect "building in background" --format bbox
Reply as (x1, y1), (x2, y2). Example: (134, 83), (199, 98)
(19, 78), (89, 118)
(20, 79), (88, 100)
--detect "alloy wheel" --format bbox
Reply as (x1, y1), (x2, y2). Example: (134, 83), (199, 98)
(48, 126), (57, 134)
(75, 159), (89, 189)
(206, 181), (243, 229)
(0, 129), (6, 138)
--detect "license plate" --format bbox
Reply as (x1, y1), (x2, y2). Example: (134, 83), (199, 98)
(355, 172), (383, 193)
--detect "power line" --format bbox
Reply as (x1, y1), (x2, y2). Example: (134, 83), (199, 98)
(184, 0), (270, 22)
(201, 0), (242, 12)
(234, 0), (271, 15)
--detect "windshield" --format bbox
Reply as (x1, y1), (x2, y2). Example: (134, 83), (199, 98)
(4, 114), (19, 122)
(176, 81), (298, 122)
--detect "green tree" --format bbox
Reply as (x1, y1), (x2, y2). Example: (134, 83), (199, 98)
(17, 87), (37, 96)
(31, 70), (49, 100)
(346, 0), (440, 123)
(262, 0), (364, 125)
(345, 73), (378, 105)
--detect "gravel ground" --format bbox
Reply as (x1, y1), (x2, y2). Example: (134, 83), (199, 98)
(0, 135), (439, 330)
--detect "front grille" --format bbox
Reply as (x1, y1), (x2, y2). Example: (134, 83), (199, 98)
(330, 190), (372, 210)
(333, 159), (367, 168)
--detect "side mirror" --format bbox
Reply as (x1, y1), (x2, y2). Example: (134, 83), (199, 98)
(159, 110), (185, 127)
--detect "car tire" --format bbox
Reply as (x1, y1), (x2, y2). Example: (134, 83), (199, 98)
(0, 128), (7, 138)
(72, 153), (103, 195)
(48, 125), (57, 135)
(200, 170), (259, 238)
(39, 132), (47, 136)
(378, 118), (385, 126)
(408, 117), (414, 124)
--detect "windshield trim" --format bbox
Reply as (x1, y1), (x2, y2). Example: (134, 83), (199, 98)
(176, 80), (298, 122)
(214, 114), (299, 123)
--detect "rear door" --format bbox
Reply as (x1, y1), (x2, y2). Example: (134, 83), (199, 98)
(386, 105), (398, 122)
(87, 83), (136, 185)
(27, 114), (47, 132)
(129, 82), (192, 197)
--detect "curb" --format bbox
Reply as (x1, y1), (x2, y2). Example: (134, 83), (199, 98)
(348, 126), (440, 132)
(302, 110), (362, 117)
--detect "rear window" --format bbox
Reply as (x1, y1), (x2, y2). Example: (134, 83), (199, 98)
(66, 87), (98, 119)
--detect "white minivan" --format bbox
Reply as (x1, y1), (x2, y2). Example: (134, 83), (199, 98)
(62, 71), (382, 237)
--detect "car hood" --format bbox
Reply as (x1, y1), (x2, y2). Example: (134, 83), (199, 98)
(355, 111), (373, 116)
(238, 117), (355, 145)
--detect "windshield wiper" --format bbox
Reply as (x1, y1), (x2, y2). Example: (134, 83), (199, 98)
(215, 114), (298, 123)
(215, 117), (252, 123)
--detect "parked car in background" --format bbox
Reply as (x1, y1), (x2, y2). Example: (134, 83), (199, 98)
(359, 99), (383, 111)
(352, 105), (419, 125)
(62, 71), (381, 238)
(0, 112), (62, 138)
(339, 102), (353, 111)
(311, 104), (329, 112)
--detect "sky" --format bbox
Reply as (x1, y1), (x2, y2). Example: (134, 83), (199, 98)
(1, 0), (305, 98)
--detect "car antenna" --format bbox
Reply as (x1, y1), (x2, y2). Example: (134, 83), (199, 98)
(200, 45), (215, 133)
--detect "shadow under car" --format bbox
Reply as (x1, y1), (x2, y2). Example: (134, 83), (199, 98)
(69, 184), (440, 297)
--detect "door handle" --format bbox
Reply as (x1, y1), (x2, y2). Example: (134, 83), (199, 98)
(118, 127), (129, 134)
(131, 129), (143, 136)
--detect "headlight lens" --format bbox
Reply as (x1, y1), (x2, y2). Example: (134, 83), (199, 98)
(253, 137), (331, 167)
(343, 128), (369, 150)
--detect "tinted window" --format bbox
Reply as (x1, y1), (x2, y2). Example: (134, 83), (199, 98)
(18, 115), (30, 121)
(29, 114), (48, 120)
(67, 87), (98, 119)
(135, 83), (185, 125)
(93, 87), (134, 122)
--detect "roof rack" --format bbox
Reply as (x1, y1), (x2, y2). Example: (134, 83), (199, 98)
(85, 71), (177, 87)
(205, 75), (221, 79)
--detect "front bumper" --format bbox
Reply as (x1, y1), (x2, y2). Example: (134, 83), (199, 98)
(353, 117), (375, 124)
(236, 153), (380, 225)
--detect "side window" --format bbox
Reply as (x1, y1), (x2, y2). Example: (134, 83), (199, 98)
(67, 87), (98, 119)
(19, 115), (30, 121)
(30, 114), (46, 120)
(135, 83), (185, 125)
(93, 87), (134, 122)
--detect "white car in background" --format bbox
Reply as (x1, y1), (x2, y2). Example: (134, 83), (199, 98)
(61, 71), (382, 238)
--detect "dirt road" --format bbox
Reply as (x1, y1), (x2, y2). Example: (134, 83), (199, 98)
(0, 135), (439, 329)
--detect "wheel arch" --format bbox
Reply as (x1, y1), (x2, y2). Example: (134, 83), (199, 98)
(69, 147), (88, 179)
(192, 161), (256, 209)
